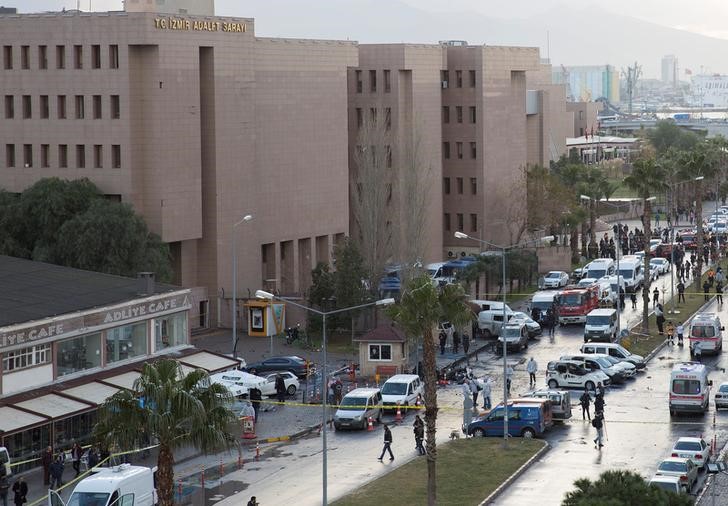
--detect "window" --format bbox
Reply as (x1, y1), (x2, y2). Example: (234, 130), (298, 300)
(111, 144), (121, 168)
(2, 344), (51, 372)
(74, 45), (83, 69)
(443, 142), (450, 159)
(456, 70), (462, 88)
(369, 69), (377, 92)
(22, 95), (31, 119)
(6, 144), (15, 167)
(93, 145), (103, 168)
(441, 70), (449, 85)
(470, 142), (477, 159)
(91, 44), (101, 69)
(356, 107), (362, 128)
(470, 177), (477, 195)
(469, 70), (476, 87)
(457, 213), (464, 231)
(23, 144), (32, 167)
(457, 177), (463, 194)
(58, 144), (68, 168)
(20, 45), (29, 69)
(109, 44), (119, 69)
(105, 322), (147, 364)
(385, 107), (391, 130)
(469, 106), (476, 123)
(75, 95), (84, 119)
(456, 106), (463, 123)
(444, 213), (451, 231)
(76, 145), (85, 168)
(470, 213), (478, 232)
(442, 106), (450, 123)
(110, 95), (120, 119)
(56, 45), (65, 69)
(40, 95), (49, 119)
(369, 107), (377, 123)
(57, 95), (67, 119)
(56, 333), (102, 377)
(92, 95), (102, 119)
(368, 343), (392, 361)
(444, 177), (451, 195)
(456, 142), (463, 159)
(4, 95), (13, 119)
(154, 312), (188, 351)
(3, 45), (12, 69)
(384, 69), (391, 92)
(41, 144), (49, 167)
(38, 45), (47, 69)
(355, 70), (362, 93)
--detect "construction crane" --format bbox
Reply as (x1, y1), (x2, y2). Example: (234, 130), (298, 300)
(621, 62), (642, 116)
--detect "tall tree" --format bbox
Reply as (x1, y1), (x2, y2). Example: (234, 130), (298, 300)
(95, 360), (238, 506)
(624, 156), (667, 332)
(307, 262), (335, 332)
(332, 238), (368, 338)
(387, 276), (472, 506)
(562, 469), (693, 506)
(646, 119), (701, 155)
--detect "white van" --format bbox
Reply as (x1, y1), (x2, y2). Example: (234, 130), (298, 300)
(669, 362), (712, 415)
(602, 275), (626, 301)
(381, 374), (423, 412)
(498, 321), (529, 351)
(210, 370), (267, 397)
(427, 262), (454, 286)
(470, 300), (512, 312)
(478, 310), (514, 338)
(584, 308), (618, 343)
(585, 258), (616, 280)
(530, 291), (557, 322)
(333, 388), (382, 430)
(689, 313), (724, 357)
(580, 342), (646, 369)
(49, 464), (157, 506)
(0, 447), (10, 477)
(617, 258), (644, 292)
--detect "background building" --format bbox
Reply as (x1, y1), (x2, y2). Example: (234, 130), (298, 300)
(661, 54), (679, 88)
(553, 64), (620, 104)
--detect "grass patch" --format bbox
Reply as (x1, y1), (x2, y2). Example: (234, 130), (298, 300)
(332, 438), (544, 506)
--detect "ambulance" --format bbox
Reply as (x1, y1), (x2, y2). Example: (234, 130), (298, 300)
(689, 313), (724, 357)
(669, 362), (712, 415)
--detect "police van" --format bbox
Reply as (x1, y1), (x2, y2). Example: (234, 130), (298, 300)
(669, 362), (712, 415)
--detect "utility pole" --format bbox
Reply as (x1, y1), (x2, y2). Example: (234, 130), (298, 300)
(621, 62), (642, 116)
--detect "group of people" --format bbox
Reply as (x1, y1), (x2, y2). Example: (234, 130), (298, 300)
(578, 384), (607, 449)
(41, 443), (93, 490)
(0, 474), (26, 506)
(438, 325), (471, 356)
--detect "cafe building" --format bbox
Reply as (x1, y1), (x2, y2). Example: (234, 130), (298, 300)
(0, 255), (239, 469)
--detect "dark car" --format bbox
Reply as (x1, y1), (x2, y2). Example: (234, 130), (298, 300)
(245, 356), (310, 377)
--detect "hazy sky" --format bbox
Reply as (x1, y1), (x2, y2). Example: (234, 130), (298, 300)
(15, 0), (728, 40)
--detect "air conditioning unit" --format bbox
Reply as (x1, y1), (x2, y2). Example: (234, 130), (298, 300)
(441, 80), (448, 89)
(447, 250), (468, 258)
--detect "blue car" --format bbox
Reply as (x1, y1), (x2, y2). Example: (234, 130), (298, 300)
(466, 400), (551, 438)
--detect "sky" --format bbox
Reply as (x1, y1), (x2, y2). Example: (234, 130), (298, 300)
(15, 0), (728, 41)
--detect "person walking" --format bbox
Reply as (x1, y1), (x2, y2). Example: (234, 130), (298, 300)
(413, 415), (425, 455)
(0, 474), (9, 506)
(666, 321), (675, 345)
(377, 424), (394, 461)
(685, 260), (691, 280)
(526, 357), (538, 387)
(677, 281), (686, 303)
(704, 279), (711, 302)
(630, 291), (637, 309)
(594, 392), (606, 416)
(71, 442), (83, 478)
(438, 330), (446, 356)
(481, 377), (492, 409)
(717, 282), (724, 304)
(468, 377), (479, 407)
(652, 287), (660, 308)
(275, 374), (286, 405)
(592, 413), (605, 449)
(41, 446), (53, 486)
(50, 456), (64, 490)
(505, 364), (514, 394)
(579, 388), (591, 421)
(11, 477), (26, 506)
(87, 447), (99, 470)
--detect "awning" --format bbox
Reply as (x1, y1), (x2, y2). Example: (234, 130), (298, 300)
(101, 371), (141, 390)
(14, 393), (92, 419)
(0, 406), (48, 433)
(179, 351), (239, 373)
(62, 382), (121, 405)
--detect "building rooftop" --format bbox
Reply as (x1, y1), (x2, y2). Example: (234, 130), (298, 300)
(353, 325), (406, 343)
(0, 255), (180, 327)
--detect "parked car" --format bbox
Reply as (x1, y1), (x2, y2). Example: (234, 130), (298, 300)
(654, 457), (698, 491)
(380, 374), (423, 412)
(650, 257), (670, 275)
(670, 437), (711, 470)
(245, 356), (310, 377)
(580, 342), (646, 369)
(333, 388), (382, 431)
(509, 312), (542, 338)
(560, 353), (626, 384)
(601, 355), (636, 378)
(497, 321), (529, 352)
(648, 475), (683, 495)
(259, 371), (300, 397)
(545, 360), (610, 391)
(543, 271), (569, 288)
(466, 400), (551, 438)
(715, 381), (728, 409)
(521, 389), (572, 421)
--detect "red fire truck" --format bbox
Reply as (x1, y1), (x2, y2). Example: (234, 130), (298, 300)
(556, 285), (600, 325)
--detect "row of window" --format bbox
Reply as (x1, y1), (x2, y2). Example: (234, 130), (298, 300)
(4, 95), (121, 120)
(354, 69), (392, 94)
(443, 141), (477, 160)
(442, 70), (477, 88)
(5, 143), (121, 169)
(3, 44), (119, 70)
(443, 105), (476, 124)
(444, 212), (478, 233)
(444, 177), (477, 195)
(354, 107), (391, 129)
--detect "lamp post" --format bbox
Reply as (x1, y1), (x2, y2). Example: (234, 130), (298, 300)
(231, 214), (253, 359)
(255, 290), (394, 506)
(454, 231), (553, 448)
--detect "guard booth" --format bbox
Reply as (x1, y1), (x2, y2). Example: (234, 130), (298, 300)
(244, 300), (286, 337)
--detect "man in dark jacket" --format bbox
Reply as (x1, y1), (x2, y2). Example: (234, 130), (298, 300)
(41, 446), (53, 485)
(413, 415), (425, 456)
(275, 374), (286, 404)
(11, 477), (26, 506)
(579, 389), (591, 421)
(71, 442), (83, 477)
(594, 392), (606, 416)
(592, 413), (605, 449)
(50, 456), (64, 490)
(438, 331), (446, 355)
(377, 424), (394, 461)
(249, 387), (262, 421)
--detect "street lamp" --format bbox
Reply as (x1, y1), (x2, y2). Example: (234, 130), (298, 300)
(255, 289), (394, 506)
(231, 214), (253, 359)
(454, 231), (553, 448)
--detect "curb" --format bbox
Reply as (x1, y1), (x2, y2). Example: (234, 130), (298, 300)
(478, 440), (551, 506)
(447, 343), (491, 370)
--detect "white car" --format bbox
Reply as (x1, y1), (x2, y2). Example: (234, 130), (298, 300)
(545, 360), (610, 391)
(577, 278), (597, 288)
(543, 271), (569, 288)
(670, 437), (710, 470)
(649, 264), (659, 281)
(509, 312), (542, 337)
(602, 355), (636, 378)
(650, 257), (670, 275)
(715, 381), (728, 409)
(655, 457), (698, 491)
(260, 371), (300, 397)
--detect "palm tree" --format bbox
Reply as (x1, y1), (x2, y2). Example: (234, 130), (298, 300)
(387, 275), (472, 506)
(95, 359), (238, 506)
(624, 157), (667, 333)
(563, 469), (693, 506)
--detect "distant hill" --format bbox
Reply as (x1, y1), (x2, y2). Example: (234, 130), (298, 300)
(220, 0), (728, 78)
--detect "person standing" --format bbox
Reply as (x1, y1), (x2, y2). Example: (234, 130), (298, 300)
(505, 364), (514, 394)
(438, 330), (447, 356)
(11, 477), (26, 506)
(704, 279), (711, 302)
(677, 281), (686, 303)
(652, 287), (660, 308)
(462, 332), (470, 355)
(275, 374), (286, 405)
(41, 446), (53, 486)
(677, 322), (685, 346)
(655, 304), (665, 335)
(249, 387), (262, 421)
(377, 424), (394, 461)
(452, 330), (460, 354)
(247, 496), (259, 506)
(469, 377), (479, 407)
(630, 291), (638, 309)
(0, 474), (9, 506)
(50, 456), (64, 490)
(594, 392), (606, 416)
(71, 442), (83, 478)
(526, 358), (538, 387)
(592, 413), (605, 449)
(481, 378), (492, 410)
(413, 415), (425, 455)
(579, 388), (591, 421)
(87, 447), (99, 470)
(717, 282), (724, 304)
(462, 393), (473, 434)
